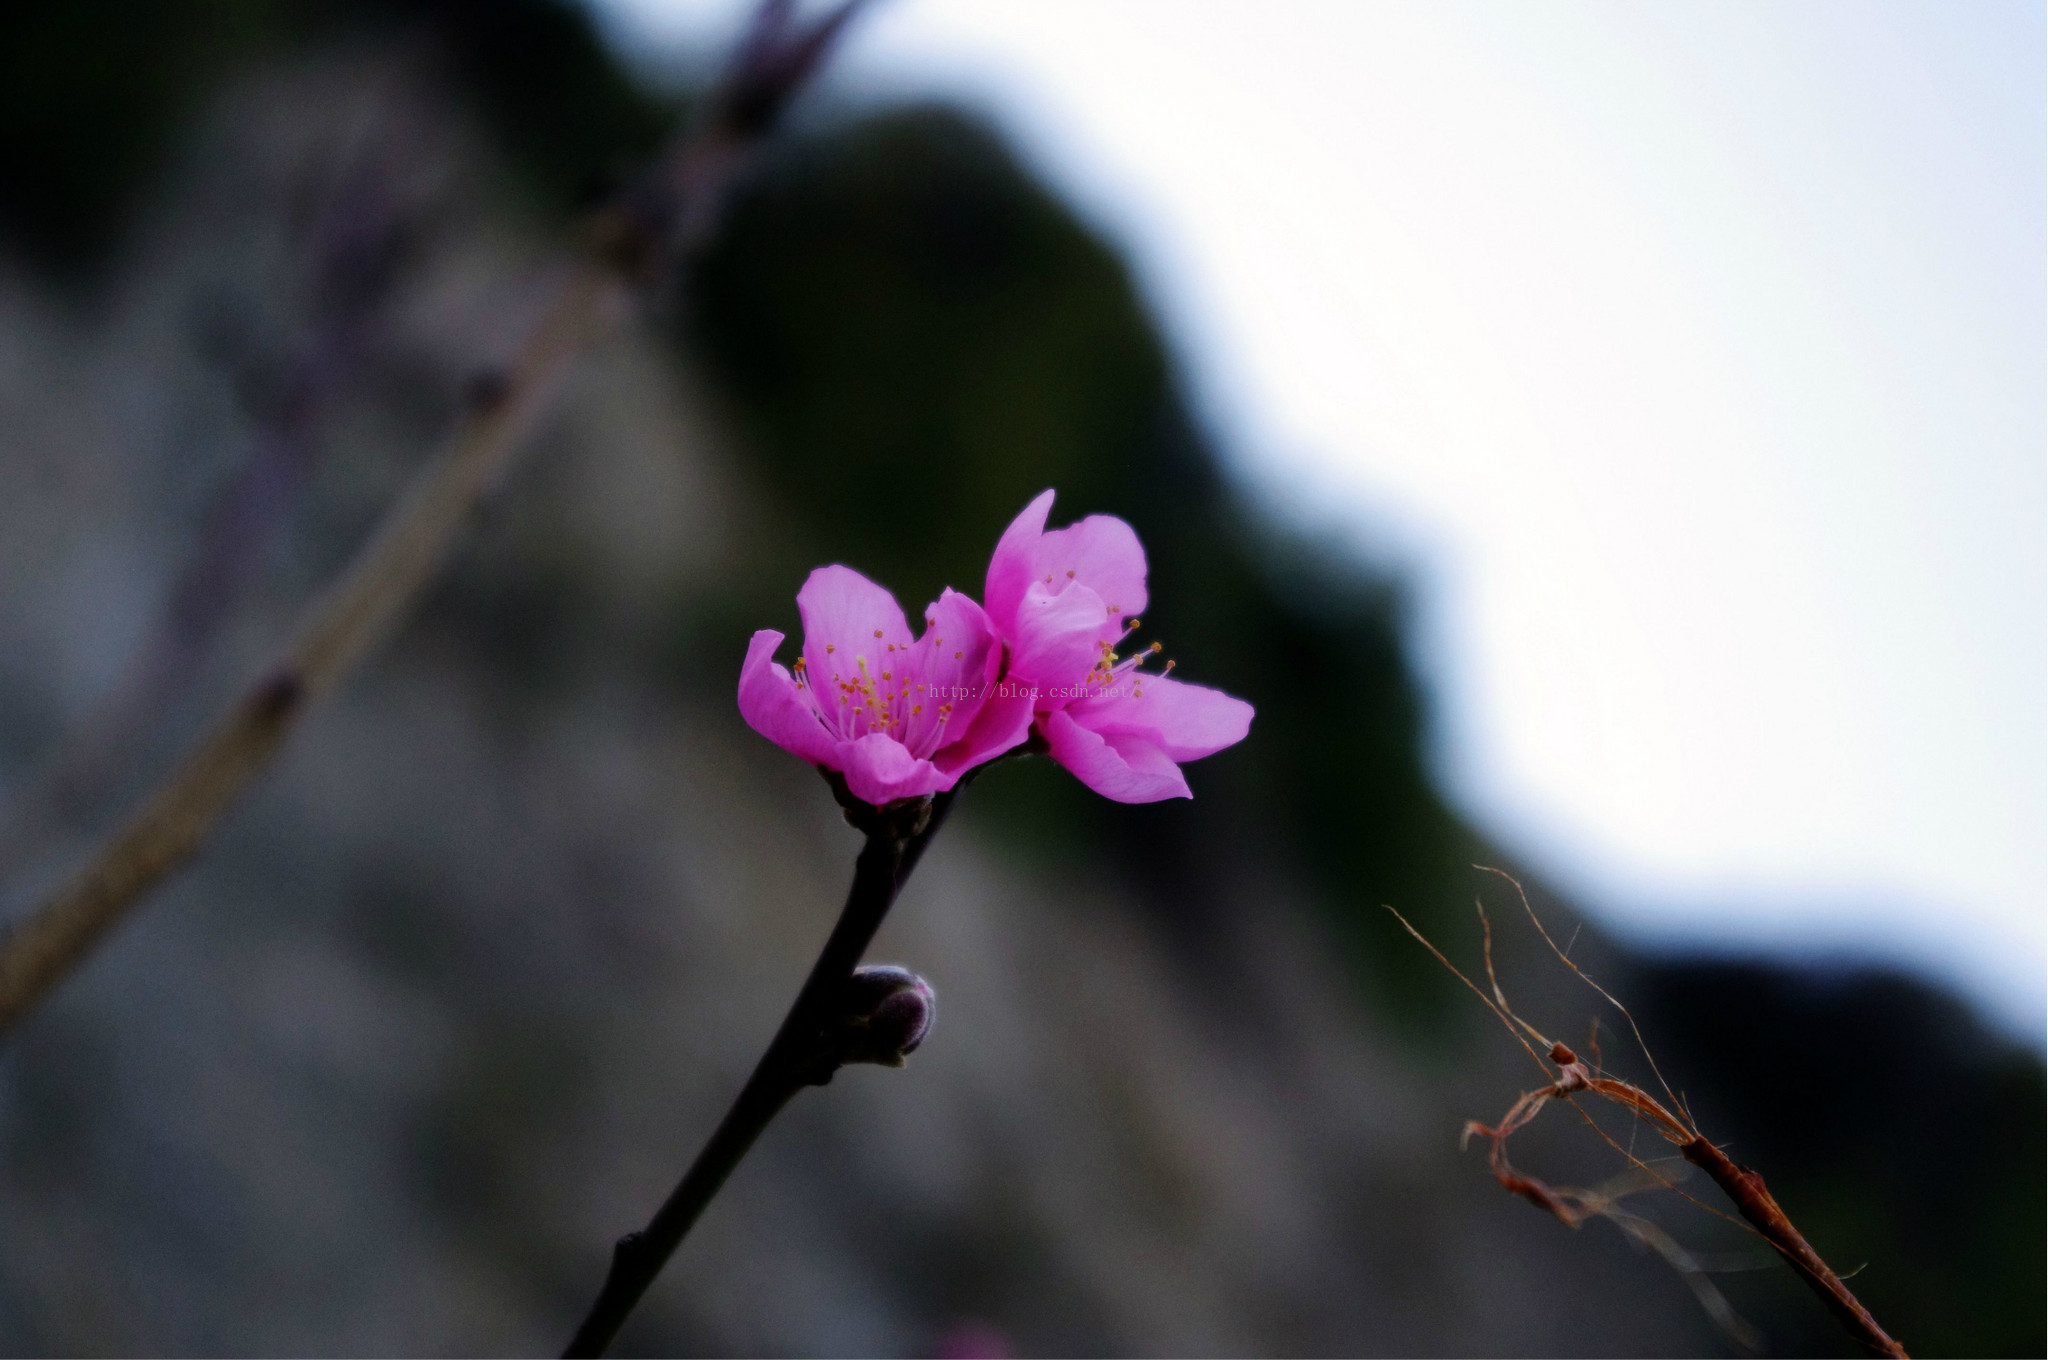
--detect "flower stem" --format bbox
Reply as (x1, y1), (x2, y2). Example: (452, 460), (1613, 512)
(563, 788), (957, 1358)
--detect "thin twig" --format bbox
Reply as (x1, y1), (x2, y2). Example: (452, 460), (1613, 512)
(1476, 864), (1687, 1117)
(0, 0), (871, 1035)
(1400, 877), (1910, 1358)
(1571, 1164), (1765, 1354)
(564, 781), (960, 1358)
(1382, 904), (1548, 1073)
(1681, 1135), (1906, 1358)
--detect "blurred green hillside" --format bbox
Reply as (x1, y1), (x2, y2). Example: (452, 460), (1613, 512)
(0, 0), (2039, 1354)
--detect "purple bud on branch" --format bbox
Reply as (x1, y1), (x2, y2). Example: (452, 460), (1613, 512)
(834, 964), (936, 1068)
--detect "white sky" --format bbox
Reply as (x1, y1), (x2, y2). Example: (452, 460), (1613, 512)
(589, 0), (2047, 1043)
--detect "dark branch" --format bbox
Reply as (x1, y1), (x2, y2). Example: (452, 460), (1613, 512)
(563, 786), (953, 1358)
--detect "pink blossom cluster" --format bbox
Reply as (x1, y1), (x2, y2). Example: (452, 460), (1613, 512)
(739, 491), (1253, 805)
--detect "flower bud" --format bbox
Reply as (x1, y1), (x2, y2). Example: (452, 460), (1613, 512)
(835, 964), (936, 1067)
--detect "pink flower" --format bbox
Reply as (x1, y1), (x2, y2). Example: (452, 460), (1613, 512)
(739, 564), (1035, 805)
(985, 490), (1253, 802)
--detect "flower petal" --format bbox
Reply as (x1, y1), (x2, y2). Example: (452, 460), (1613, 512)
(899, 588), (998, 759)
(1068, 673), (1254, 762)
(798, 565), (915, 741)
(737, 630), (839, 766)
(1008, 580), (1115, 693)
(1031, 513), (1148, 621)
(1040, 708), (1191, 803)
(933, 678), (1036, 778)
(837, 732), (949, 805)
(984, 488), (1056, 630)
(984, 490), (1150, 639)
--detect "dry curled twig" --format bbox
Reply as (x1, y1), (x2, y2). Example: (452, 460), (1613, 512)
(1389, 870), (1908, 1358)
(0, 0), (872, 1034)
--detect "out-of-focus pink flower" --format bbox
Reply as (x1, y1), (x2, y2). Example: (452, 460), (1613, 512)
(932, 1319), (1011, 1359)
(984, 490), (1253, 802)
(739, 565), (1034, 806)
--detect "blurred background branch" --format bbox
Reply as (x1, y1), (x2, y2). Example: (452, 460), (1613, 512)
(0, 80), (424, 885)
(0, 0), (867, 1033)
(0, 256), (614, 1031)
